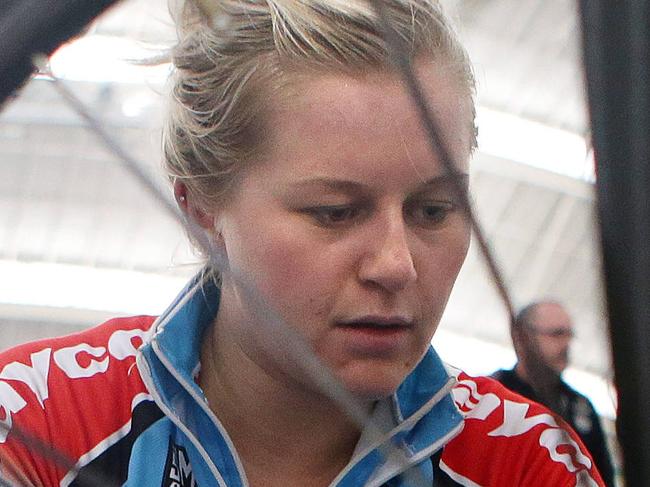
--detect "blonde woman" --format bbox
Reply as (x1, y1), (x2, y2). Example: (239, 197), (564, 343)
(0, 1), (604, 486)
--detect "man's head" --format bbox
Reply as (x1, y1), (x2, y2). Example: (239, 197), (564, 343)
(512, 301), (574, 377)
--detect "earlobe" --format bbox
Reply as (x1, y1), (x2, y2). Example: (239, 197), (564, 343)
(174, 180), (189, 211)
(174, 180), (214, 230)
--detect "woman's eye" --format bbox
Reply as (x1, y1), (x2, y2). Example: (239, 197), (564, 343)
(407, 201), (454, 227)
(305, 205), (360, 226)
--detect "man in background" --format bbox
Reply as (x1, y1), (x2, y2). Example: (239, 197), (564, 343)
(492, 301), (615, 486)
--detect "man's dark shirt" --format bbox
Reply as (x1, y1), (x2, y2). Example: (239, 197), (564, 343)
(492, 367), (615, 487)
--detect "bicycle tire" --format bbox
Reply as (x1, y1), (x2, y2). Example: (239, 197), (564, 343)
(0, 0), (121, 105)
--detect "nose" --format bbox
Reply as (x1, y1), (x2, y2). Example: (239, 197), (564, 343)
(357, 214), (417, 292)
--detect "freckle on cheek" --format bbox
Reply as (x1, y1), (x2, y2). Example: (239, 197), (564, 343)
(307, 296), (324, 311)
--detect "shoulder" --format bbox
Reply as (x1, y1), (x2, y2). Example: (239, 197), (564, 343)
(559, 380), (603, 438)
(560, 379), (597, 409)
(0, 315), (157, 401)
(440, 368), (604, 486)
(0, 315), (157, 360)
(489, 367), (521, 389)
(490, 368), (513, 380)
(0, 316), (158, 486)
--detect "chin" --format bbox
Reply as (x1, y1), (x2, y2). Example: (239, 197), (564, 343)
(340, 369), (406, 402)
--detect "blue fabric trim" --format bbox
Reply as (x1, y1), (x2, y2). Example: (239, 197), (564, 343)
(141, 274), (246, 487)
(154, 272), (219, 388)
(396, 347), (453, 419)
(141, 343), (246, 487)
(396, 348), (464, 452)
(128, 417), (220, 487)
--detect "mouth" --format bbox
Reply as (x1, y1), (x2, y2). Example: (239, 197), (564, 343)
(334, 316), (414, 355)
(336, 316), (414, 331)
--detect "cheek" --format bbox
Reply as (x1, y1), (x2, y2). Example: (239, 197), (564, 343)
(538, 340), (559, 358)
(229, 222), (347, 313)
(423, 231), (470, 289)
(417, 233), (470, 321)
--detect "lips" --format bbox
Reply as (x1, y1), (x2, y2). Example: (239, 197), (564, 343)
(334, 316), (413, 356)
(337, 316), (413, 329)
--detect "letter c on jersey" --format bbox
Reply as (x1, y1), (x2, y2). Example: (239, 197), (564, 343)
(53, 344), (109, 379)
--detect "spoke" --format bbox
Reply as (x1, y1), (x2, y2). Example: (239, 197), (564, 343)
(0, 447), (28, 487)
(367, 0), (516, 325)
(0, 422), (118, 487)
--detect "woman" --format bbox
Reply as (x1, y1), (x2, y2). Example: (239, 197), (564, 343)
(0, 1), (604, 486)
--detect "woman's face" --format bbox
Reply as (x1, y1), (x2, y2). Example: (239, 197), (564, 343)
(214, 63), (473, 400)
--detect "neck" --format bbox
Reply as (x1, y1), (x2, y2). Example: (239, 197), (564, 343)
(514, 361), (563, 411)
(198, 317), (364, 486)
(515, 361), (561, 383)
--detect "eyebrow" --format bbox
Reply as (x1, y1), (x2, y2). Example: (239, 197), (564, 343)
(421, 174), (470, 187)
(289, 173), (469, 193)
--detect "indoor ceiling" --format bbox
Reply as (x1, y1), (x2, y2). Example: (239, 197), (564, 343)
(0, 0), (611, 407)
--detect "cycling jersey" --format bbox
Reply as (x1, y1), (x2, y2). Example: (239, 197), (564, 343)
(0, 275), (604, 486)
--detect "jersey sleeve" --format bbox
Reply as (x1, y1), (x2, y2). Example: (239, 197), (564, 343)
(0, 316), (156, 487)
(441, 371), (606, 487)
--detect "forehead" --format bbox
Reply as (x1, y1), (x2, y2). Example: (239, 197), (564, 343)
(260, 63), (473, 181)
(531, 303), (573, 329)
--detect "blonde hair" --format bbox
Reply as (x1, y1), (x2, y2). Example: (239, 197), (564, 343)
(164, 0), (476, 211)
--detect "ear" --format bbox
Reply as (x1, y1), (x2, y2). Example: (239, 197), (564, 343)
(511, 327), (527, 357)
(174, 180), (214, 230)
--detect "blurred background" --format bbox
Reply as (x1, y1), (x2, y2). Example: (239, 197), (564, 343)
(0, 0), (618, 478)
